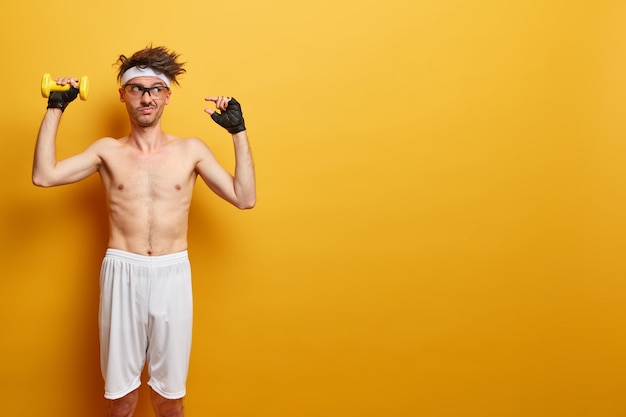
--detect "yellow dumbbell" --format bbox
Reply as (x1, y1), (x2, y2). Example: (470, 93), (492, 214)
(41, 73), (89, 101)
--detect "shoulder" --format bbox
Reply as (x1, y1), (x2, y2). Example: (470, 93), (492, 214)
(174, 138), (221, 172)
(89, 136), (125, 150)
(175, 136), (214, 154)
(175, 136), (207, 146)
(78, 137), (123, 160)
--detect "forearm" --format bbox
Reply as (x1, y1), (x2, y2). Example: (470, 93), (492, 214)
(232, 130), (256, 209)
(32, 109), (63, 187)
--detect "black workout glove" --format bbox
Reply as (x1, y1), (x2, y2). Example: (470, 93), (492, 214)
(47, 86), (80, 113)
(210, 98), (246, 134)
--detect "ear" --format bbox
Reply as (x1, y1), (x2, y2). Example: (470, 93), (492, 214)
(164, 89), (171, 105)
(119, 87), (126, 103)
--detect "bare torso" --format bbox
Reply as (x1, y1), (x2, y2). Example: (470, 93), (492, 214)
(33, 91), (254, 258)
(97, 135), (199, 256)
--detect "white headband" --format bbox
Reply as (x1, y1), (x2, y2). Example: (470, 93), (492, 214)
(121, 66), (171, 87)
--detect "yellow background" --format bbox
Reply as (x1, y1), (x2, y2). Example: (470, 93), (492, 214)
(1, 0), (625, 416)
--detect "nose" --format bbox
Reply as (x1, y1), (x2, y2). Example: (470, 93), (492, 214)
(140, 89), (153, 103)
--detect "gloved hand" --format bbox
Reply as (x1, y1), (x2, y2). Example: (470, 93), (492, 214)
(210, 97), (246, 134)
(47, 87), (80, 112)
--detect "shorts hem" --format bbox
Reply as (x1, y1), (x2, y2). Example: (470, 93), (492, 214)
(147, 380), (186, 400)
(104, 381), (141, 400)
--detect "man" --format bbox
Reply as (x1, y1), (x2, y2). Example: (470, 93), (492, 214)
(32, 46), (256, 417)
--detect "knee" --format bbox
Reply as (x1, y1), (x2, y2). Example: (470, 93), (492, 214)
(106, 390), (139, 417)
(156, 401), (184, 417)
(151, 390), (184, 417)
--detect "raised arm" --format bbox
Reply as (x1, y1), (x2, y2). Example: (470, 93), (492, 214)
(197, 96), (256, 209)
(32, 77), (101, 187)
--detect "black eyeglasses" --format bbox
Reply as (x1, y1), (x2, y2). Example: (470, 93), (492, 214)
(123, 83), (170, 99)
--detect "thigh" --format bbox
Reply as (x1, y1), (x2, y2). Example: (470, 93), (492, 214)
(99, 255), (149, 399)
(146, 260), (193, 399)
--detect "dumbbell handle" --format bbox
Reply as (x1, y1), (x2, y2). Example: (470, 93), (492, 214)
(41, 73), (89, 101)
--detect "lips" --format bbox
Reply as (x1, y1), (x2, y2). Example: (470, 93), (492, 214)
(138, 106), (155, 115)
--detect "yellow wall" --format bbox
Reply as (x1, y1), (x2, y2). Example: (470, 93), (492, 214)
(1, 0), (625, 416)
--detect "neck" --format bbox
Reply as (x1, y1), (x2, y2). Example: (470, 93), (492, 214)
(128, 123), (168, 152)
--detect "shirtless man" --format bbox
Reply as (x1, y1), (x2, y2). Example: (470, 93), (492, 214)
(32, 46), (256, 417)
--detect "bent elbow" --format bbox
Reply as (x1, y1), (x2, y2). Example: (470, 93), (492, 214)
(32, 175), (50, 188)
(237, 198), (256, 210)
(32, 172), (57, 188)
(239, 202), (256, 210)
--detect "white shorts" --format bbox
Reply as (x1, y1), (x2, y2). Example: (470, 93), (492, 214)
(99, 249), (193, 400)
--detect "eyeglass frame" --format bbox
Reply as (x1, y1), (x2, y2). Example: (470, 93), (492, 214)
(122, 83), (170, 99)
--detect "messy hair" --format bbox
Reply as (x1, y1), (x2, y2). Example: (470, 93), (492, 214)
(116, 45), (186, 86)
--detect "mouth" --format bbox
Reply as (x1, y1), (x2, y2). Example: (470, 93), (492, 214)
(137, 106), (155, 115)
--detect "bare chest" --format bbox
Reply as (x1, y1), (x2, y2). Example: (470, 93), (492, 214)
(102, 150), (196, 199)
